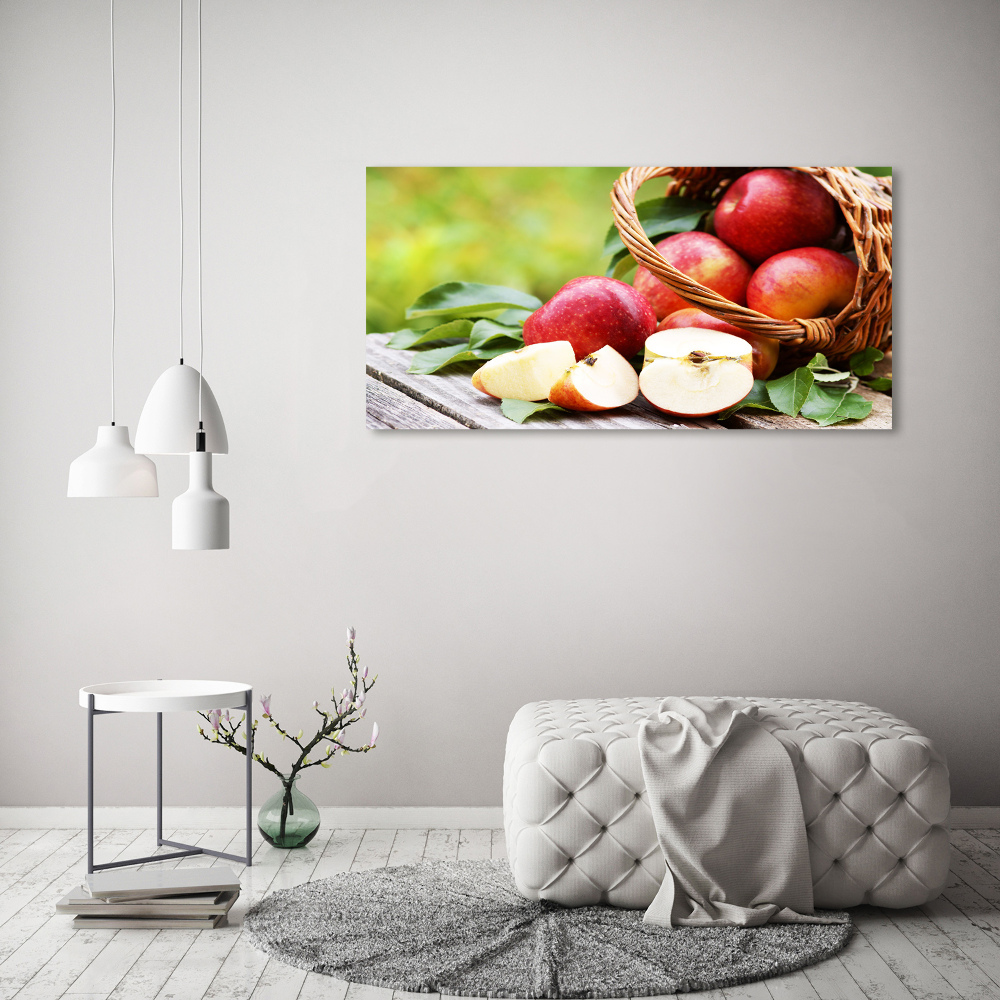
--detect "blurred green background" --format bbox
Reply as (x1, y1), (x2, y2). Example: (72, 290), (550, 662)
(366, 167), (636, 333)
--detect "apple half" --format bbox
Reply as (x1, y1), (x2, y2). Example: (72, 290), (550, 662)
(547, 345), (639, 411)
(639, 330), (754, 417)
(471, 340), (575, 401)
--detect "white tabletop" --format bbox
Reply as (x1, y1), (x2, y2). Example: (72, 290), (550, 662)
(79, 680), (252, 713)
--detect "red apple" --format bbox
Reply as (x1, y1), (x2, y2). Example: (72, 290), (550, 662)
(746, 247), (858, 321)
(714, 168), (838, 264)
(657, 307), (780, 380)
(632, 232), (752, 321)
(523, 276), (655, 360)
(639, 329), (754, 417)
(548, 346), (639, 411)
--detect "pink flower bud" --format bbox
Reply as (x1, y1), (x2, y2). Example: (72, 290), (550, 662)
(260, 694), (272, 717)
(347, 626), (356, 644)
(371, 722), (380, 746)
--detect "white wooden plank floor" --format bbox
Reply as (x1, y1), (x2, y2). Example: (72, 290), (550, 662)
(0, 828), (998, 1000)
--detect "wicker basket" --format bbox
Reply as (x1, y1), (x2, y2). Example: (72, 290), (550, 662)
(609, 167), (892, 360)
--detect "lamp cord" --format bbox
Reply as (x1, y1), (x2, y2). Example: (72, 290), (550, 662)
(197, 0), (204, 428)
(178, 0), (184, 365)
(110, 0), (117, 426)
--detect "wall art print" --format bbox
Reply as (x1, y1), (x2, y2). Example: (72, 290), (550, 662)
(366, 167), (892, 431)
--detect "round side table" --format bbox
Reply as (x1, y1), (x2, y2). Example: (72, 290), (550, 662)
(80, 680), (253, 873)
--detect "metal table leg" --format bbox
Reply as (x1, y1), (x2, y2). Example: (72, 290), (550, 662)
(87, 694), (94, 874)
(245, 688), (253, 866)
(88, 698), (254, 871)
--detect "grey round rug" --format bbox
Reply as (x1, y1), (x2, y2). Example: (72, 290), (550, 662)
(245, 860), (852, 997)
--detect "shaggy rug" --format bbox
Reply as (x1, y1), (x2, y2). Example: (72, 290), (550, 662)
(244, 860), (852, 997)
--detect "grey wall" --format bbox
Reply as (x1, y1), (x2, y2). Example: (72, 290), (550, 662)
(1, 0), (997, 809)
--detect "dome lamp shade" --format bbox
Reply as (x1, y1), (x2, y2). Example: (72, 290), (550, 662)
(67, 425), (158, 498)
(134, 363), (228, 455)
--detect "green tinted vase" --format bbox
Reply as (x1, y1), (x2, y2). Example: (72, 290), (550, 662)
(257, 777), (320, 848)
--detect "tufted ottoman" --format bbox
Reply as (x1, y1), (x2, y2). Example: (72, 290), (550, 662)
(504, 697), (950, 910)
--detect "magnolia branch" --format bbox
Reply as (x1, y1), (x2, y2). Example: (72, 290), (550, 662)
(197, 628), (379, 784)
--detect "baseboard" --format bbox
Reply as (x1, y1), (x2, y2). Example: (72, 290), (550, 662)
(0, 805), (505, 830)
(948, 806), (1000, 829)
(0, 805), (994, 830)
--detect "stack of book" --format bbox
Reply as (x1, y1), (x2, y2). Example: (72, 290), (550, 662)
(57, 866), (241, 929)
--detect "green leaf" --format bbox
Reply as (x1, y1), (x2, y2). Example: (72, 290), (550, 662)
(472, 344), (519, 361)
(811, 370), (852, 383)
(715, 380), (780, 420)
(800, 382), (848, 420)
(857, 167), (892, 176)
(806, 353), (830, 370)
(607, 250), (639, 281)
(739, 380), (780, 411)
(494, 308), (534, 326)
(849, 346), (884, 376)
(766, 367), (815, 416)
(800, 384), (872, 425)
(468, 319), (524, 351)
(386, 320), (473, 350)
(500, 398), (567, 424)
(406, 344), (481, 374)
(602, 196), (711, 257)
(406, 341), (520, 374)
(407, 282), (541, 320)
(866, 376), (892, 392)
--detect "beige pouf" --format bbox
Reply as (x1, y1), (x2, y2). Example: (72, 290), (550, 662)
(503, 697), (950, 910)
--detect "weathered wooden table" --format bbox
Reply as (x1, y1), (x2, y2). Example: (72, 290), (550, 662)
(366, 334), (892, 430)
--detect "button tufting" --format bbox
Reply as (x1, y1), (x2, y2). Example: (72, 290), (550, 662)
(507, 695), (950, 912)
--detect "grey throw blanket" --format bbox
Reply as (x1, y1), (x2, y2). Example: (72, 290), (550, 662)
(638, 696), (848, 928)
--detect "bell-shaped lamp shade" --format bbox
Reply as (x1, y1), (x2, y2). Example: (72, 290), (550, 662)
(68, 425), (159, 497)
(172, 451), (229, 549)
(134, 364), (228, 455)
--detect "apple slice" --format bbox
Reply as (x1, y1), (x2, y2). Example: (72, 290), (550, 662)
(639, 329), (754, 417)
(471, 340), (575, 401)
(547, 346), (639, 411)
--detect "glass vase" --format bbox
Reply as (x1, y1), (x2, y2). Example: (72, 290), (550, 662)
(257, 777), (320, 848)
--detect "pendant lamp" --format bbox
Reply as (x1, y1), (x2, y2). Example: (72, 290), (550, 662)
(135, 0), (229, 548)
(172, 435), (229, 549)
(134, 363), (227, 454)
(68, 0), (158, 499)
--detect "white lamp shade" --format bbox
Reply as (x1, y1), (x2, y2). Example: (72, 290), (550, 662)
(172, 451), (229, 549)
(134, 364), (228, 455)
(67, 425), (159, 497)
